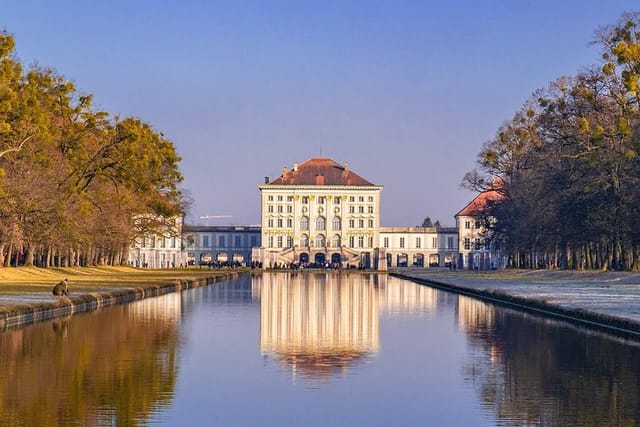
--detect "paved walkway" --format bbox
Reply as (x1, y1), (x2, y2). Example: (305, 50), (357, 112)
(391, 268), (640, 329)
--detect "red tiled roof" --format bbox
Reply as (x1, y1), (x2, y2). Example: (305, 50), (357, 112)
(267, 158), (376, 186)
(456, 188), (504, 217)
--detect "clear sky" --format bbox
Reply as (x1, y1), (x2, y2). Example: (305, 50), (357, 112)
(3, 1), (638, 227)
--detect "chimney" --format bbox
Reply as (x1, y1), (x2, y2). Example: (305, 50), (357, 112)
(264, 176), (269, 184)
(344, 162), (349, 172)
(315, 174), (325, 185)
(293, 162), (298, 172)
(281, 166), (288, 177)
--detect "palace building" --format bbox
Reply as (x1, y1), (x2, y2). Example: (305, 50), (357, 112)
(182, 225), (261, 266)
(129, 158), (505, 271)
(128, 216), (185, 268)
(253, 158), (385, 269)
(379, 226), (459, 268)
(455, 185), (506, 270)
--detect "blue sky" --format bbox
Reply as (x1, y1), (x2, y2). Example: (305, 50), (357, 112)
(3, 1), (638, 226)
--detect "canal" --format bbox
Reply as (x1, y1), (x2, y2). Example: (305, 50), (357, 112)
(0, 272), (638, 426)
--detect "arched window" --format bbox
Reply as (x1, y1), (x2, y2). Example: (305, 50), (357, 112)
(300, 216), (309, 230)
(332, 216), (341, 231)
(300, 234), (309, 247)
(332, 234), (341, 248)
(316, 234), (326, 248)
(315, 216), (326, 231)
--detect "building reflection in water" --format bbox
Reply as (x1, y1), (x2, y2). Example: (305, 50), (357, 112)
(0, 292), (181, 427)
(257, 272), (379, 380)
(455, 294), (640, 426)
(255, 273), (441, 382)
(378, 275), (438, 316)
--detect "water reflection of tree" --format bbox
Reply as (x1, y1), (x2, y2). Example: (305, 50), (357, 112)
(0, 295), (179, 426)
(458, 296), (640, 426)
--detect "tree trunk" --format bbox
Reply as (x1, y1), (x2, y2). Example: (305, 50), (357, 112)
(24, 244), (34, 267)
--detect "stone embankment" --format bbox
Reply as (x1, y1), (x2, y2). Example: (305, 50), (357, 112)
(391, 269), (640, 338)
(0, 272), (242, 330)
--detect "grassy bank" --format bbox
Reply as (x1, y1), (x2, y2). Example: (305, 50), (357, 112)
(0, 265), (243, 295)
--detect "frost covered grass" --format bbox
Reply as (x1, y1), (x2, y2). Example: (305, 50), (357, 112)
(394, 268), (640, 326)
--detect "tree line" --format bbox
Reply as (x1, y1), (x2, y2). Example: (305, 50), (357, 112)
(0, 31), (186, 268)
(464, 12), (640, 271)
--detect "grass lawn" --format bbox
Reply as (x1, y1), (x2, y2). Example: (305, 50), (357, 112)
(0, 265), (243, 295)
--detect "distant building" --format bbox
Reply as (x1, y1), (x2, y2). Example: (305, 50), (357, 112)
(182, 225), (261, 266)
(128, 216), (185, 268)
(254, 158), (385, 269)
(379, 226), (459, 268)
(455, 185), (506, 270)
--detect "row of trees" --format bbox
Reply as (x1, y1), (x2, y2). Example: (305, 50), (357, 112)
(465, 12), (640, 270)
(0, 31), (186, 268)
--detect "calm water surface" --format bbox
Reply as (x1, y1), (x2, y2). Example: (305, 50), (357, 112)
(0, 273), (639, 426)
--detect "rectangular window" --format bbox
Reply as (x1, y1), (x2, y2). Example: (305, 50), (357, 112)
(358, 206), (364, 213)
(368, 237), (373, 248)
(368, 219), (373, 228)
(349, 236), (355, 248)
(447, 237), (454, 249)
(277, 205), (283, 213)
(141, 237), (146, 248)
(464, 238), (470, 250)
(219, 236), (225, 247)
(358, 196), (364, 202)
(235, 235), (241, 247)
(368, 206), (374, 214)
(287, 205), (292, 213)
(475, 220), (481, 229)
(203, 235), (209, 247)
(268, 236), (273, 247)
(268, 195), (273, 201)
(368, 196), (373, 202)
(358, 219), (364, 228)
(159, 237), (166, 248)
(267, 218), (274, 227)
(334, 197), (340, 205)
(277, 218), (283, 228)
(484, 239), (491, 250)
(349, 219), (355, 228)
(416, 238), (421, 248)
(475, 238), (481, 250)
(287, 236), (293, 247)
(267, 205), (274, 213)
(383, 237), (389, 248)
(287, 196), (294, 202)
(465, 221), (470, 229)
(277, 195), (283, 201)
(277, 236), (283, 248)
(171, 237), (176, 248)
(358, 236), (364, 248)
(400, 237), (405, 248)
(302, 196), (309, 204)
(286, 218), (292, 228)
(432, 237), (438, 249)
(349, 196), (355, 202)
(251, 236), (258, 247)
(318, 196), (325, 204)
(349, 206), (355, 214)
